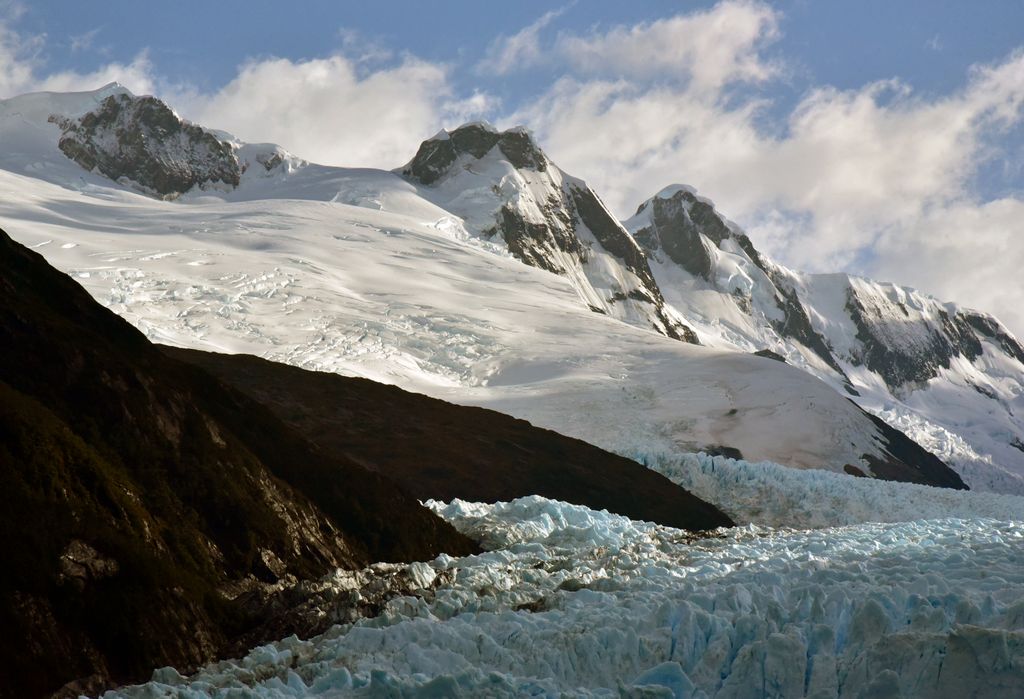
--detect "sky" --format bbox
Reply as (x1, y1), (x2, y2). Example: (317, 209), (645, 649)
(3, 0), (1024, 336)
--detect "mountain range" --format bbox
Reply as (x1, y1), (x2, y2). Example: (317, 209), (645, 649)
(2, 84), (1017, 490)
(3, 83), (1024, 696)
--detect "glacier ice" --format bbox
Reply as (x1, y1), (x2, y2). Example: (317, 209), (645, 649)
(641, 450), (1024, 528)
(102, 482), (1024, 699)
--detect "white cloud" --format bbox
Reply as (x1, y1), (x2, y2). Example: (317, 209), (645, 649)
(869, 198), (1024, 335)
(183, 55), (490, 168)
(29, 51), (157, 96)
(504, 3), (1024, 336)
(557, 0), (780, 91)
(477, 8), (565, 76)
(0, 15), (155, 98)
(0, 14), (486, 170)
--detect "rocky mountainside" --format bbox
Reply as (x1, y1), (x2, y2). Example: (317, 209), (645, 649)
(400, 123), (698, 343)
(0, 228), (478, 698)
(625, 186), (1024, 493)
(0, 86), (977, 488)
(166, 348), (734, 532)
(49, 91), (241, 198)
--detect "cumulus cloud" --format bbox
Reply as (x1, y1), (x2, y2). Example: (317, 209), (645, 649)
(184, 55), (489, 168)
(0, 16), (156, 97)
(557, 0), (780, 91)
(0, 14), (487, 170)
(873, 199), (1024, 338)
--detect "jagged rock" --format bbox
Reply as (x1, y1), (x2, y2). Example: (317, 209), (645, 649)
(753, 349), (787, 363)
(629, 187), (849, 381)
(49, 93), (240, 197)
(58, 541), (119, 589)
(401, 123), (699, 344)
(844, 286), (983, 388)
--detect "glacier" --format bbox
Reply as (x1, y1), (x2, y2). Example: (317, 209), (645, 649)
(101, 460), (1024, 699)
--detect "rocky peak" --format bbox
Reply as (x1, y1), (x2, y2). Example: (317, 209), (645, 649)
(631, 186), (765, 279)
(400, 127), (698, 344)
(49, 92), (240, 198)
(628, 185), (849, 382)
(402, 122), (547, 185)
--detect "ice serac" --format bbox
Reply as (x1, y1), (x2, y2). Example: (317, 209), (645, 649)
(401, 123), (699, 343)
(626, 185), (1024, 493)
(49, 91), (240, 197)
(0, 228), (476, 699)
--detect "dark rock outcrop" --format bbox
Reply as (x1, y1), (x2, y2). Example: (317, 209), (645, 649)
(852, 402), (968, 489)
(0, 228), (476, 698)
(403, 123), (547, 184)
(50, 93), (240, 197)
(165, 347), (734, 534)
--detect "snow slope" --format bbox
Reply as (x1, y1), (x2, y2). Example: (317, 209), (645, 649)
(626, 186), (1024, 494)
(102, 480), (1024, 698)
(0, 86), (950, 483)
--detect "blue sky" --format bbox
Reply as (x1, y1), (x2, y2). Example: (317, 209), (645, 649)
(4, 1), (1024, 333)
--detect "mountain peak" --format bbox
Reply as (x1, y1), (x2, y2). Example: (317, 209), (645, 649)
(48, 91), (240, 198)
(402, 122), (546, 185)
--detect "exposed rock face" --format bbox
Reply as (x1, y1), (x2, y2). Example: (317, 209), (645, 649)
(49, 93), (240, 197)
(0, 228), (476, 698)
(404, 123), (547, 184)
(844, 283), (983, 388)
(628, 185), (1024, 391)
(401, 124), (698, 344)
(629, 187), (849, 381)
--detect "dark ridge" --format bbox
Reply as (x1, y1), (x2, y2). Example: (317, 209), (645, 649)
(767, 276), (852, 384)
(570, 185), (661, 293)
(494, 202), (580, 275)
(50, 93), (240, 198)
(633, 193), (716, 280)
(848, 401), (968, 490)
(702, 445), (745, 460)
(0, 228), (475, 699)
(634, 189), (844, 361)
(568, 185), (699, 344)
(402, 124), (546, 186)
(963, 311), (1024, 365)
(753, 349), (787, 363)
(165, 347), (735, 534)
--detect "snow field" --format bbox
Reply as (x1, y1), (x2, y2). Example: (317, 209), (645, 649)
(103, 492), (1024, 698)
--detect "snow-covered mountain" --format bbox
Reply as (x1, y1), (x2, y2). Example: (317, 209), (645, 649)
(399, 122), (697, 343)
(5, 84), (1024, 699)
(625, 185), (1024, 493)
(0, 84), (992, 491)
